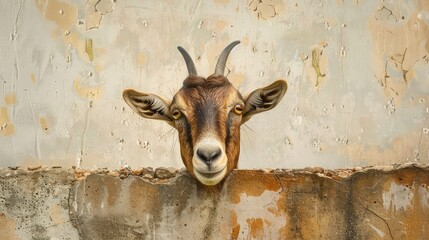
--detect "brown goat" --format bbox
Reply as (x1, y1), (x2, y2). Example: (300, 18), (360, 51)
(123, 41), (287, 186)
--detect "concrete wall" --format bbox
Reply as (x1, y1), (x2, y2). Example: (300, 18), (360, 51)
(0, 164), (428, 239)
(1, 0), (428, 170)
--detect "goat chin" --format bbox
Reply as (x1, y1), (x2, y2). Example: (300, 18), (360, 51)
(194, 167), (227, 186)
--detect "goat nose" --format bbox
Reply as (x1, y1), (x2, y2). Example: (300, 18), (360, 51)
(196, 146), (222, 165)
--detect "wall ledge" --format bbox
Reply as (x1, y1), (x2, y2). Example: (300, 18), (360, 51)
(1, 163), (428, 239)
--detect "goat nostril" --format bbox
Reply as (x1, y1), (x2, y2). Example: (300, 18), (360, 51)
(211, 149), (221, 161)
(196, 147), (222, 165)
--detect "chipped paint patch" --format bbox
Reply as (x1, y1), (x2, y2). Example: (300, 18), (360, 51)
(369, 3), (429, 98)
(86, 0), (114, 30)
(305, 43), (328, 87)
(418, 185), (429, 209)
(248, 0), (284, 20)
(86, 12), (102, 30)
(383, 182), (414, 211)
(232, 190), (287, 238)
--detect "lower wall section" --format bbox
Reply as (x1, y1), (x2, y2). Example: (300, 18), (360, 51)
(1, 165), (429, 239)
(0, 169), (78, 239)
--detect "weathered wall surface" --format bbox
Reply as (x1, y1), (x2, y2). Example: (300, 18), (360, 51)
(0, 168), (78, 239)
(0, 0), (428, 170)
(1, 165), (429, 239)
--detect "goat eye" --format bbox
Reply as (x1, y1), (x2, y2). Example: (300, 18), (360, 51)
(172, 110), (182, 120)
(233, 104), (243, 115)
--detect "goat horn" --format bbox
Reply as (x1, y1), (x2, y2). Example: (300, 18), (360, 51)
(214, 40), (241, 76)
(177, 46), (197, 76)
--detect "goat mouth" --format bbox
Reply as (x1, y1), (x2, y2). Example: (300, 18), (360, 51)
(196, 169), (224, 178)
(194, 167), (227, 186)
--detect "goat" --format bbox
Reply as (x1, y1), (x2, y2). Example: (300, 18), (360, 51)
(123, 41), (287, 186)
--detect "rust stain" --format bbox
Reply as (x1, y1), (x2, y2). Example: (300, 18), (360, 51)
(30, 73), (37, 84)
(135, 52), (147, 67)
(43, 0), (78, 31)
(383, 171), (429, 240)
(215, 20), (228, 31)
(4, 93), (17, 105)
(246, 218), (264, 238)
(73, 77), (103, 100)
(39, 116), (49, 133)
(0, 107), (15, 136)
(228, 171), (280, 204)
(0, 213), (18, 240)
(230, 210), (241, 239)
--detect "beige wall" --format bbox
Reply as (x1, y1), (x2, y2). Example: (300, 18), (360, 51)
(0, 0), (428, 169)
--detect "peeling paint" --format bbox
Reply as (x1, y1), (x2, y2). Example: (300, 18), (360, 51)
(248, 0), (284, 20)
(306, 43), (328, 87)
(86, 0), (114, 30)
(383, 182), (414, 211)
(86, 12), (102, 30)
(369, 2), (429, 98)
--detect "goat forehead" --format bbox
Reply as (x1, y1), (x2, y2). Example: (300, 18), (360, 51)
(174, 85), (241, 109)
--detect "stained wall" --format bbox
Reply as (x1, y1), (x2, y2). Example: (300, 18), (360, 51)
(1, 0), (429, 169)
(1, 165), (428, 239)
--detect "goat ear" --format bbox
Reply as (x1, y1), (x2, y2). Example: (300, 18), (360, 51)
(242, 80), (287, 123)
(123, 89), (174, 126)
